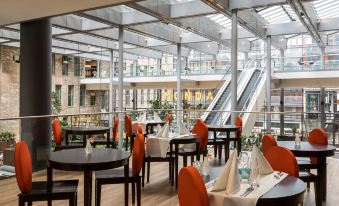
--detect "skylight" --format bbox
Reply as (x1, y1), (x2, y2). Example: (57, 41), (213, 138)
(258, 5), (298, 24)
(207, 14), (231, 29)
(313, 0), (339, 19)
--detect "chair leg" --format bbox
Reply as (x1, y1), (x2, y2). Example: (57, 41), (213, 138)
(183, 155), (187, 167)
(168, 160), (171, 180)
(132, 182), (136, 204)
(147, 161), (151, 183)
(19, 196), (24, 206)
(307, 182), (310, 191)
(171, 160), (174, 186)
(142, 160), (146, 187)
(75, 192), (77, 206)
(126, 135), (129, 151)
(191, 155), (194, 165)
(95, 181), (101, 206)
(48, 200), (52, 206)
(69, 196), (75, 206)
(214, 145), (217, 158)
(137, 177), (141, 206)
(218, 144), (222, 159)
(28, 202), (32, 206)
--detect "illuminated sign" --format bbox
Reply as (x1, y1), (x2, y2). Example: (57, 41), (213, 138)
(162, 90), (214, 101)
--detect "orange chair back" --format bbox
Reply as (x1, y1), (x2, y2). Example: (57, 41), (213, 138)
(265, 146), (299, 177)
(165, 114), (172, 124)
(113, 117), (119, 141)
(192, 119), (208, 151)
(137, 124), (143, 134)
(52, 119), (62, 145)
(178, 166), (209, 206)
(308, 128), (328, 164)
(125, 114), (133, 135)
(132, 133), (145, 176)
(14, 141), (33, 193)
(262, 134), (277, 156)
(234, 116), (243, 138)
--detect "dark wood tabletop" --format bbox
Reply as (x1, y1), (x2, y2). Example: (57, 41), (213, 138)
(48, 148), (130, 206)
(278, 141), (336, 157)
(204, 167), (306, 206)
(278, 141), (335, 203)
(207, 124), (241, 132)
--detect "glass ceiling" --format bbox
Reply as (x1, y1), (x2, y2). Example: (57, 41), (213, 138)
(313, 0), (339, 19)
(257, 5), (298, 24)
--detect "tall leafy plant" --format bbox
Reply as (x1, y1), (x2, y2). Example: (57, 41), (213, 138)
(52, 91), (62, 115)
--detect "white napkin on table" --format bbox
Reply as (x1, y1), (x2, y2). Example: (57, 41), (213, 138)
(146, 137), (170, 158)
(156, 123), (169, 139)
(136, 113), (144, 122)
(140, 113), (147, 123)
(180, 121), (190, 135)
(212, 149), (240, 194)
(153, 112), (162, 122)
(250, 146), (273, 175)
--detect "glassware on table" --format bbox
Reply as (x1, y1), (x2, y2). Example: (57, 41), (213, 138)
(250, 158), (259, 188)
(192, 161), (201, 174)
(201, 157), (210, 176)
(238, 152), (250, 181)
(295, 133), (301, 149)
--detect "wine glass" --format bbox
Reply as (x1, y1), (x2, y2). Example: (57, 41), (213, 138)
(239, 152), (249, 168)
(250, 158), (260, 188)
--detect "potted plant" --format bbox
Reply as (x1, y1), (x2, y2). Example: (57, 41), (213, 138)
(0, 132), (16, 151)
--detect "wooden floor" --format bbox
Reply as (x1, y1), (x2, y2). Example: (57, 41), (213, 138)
(1, 155), (339, 206)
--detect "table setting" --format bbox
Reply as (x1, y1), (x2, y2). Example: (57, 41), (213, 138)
(202, 146), (288, 206)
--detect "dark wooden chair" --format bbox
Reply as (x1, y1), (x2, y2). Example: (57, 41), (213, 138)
(15, 141), (78, 206)
(95, 133), (145, 206)
(52, 119), (83, 151)
(178, 119), (208, 166)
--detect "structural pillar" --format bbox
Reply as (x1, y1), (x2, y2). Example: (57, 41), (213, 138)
(109, 49), (114, 143)
(133, 89), (137, 110)
(280, 49), (284, 71)
(231, 9), (238, 123)
(333, 92), (337, 122)
(118, 25), (124, 149)
(320, 88), (325, 129)
(280, 88), (285, 135)
(266, 35), (272, 132)
(177, 42), (182, 134)
(20, 18), (52, 170)
(244, 52), (248, 69)
(320, 47), (325, 70)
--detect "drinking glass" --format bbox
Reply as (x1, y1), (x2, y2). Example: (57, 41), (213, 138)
(250, 158), (259, 188)
(239, 152), (249, 168)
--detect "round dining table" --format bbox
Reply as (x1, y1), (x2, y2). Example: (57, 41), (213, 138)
(63, 126), (111, 147)
(205, 167), (306, 206)
(48, 148), (130, 206)
(278, 141), (336, 202)
(207, 125), (241, 161)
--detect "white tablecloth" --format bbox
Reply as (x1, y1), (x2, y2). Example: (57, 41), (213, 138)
(207, 171), (288, 206)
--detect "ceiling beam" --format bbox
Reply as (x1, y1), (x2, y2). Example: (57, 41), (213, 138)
(287, 0), (324, 48)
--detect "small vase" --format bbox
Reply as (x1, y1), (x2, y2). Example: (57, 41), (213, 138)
(85, 139), (92, 154)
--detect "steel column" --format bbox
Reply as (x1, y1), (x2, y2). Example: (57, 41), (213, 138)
(320, 88), (325, 129)
(109, 49), (114, 143)
(177, 42), (182, 134)
(118, 25), (124, 149)
(20, 18), (52, 170)
(266, 35), (272, 132)
(280, 49), (284, 71)
(280, 88), (285, 135)
(244, 52), (248, 69)
(231, 9), (238, 123)
(321, 47), (325, 70)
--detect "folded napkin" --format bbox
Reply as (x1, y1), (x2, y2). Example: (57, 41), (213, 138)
(212, 149), (240, 194)
(250, 146), (273, 175)
(145, 137), (170, 158)
(156, 123), (169, 139)
(180, 121), (190, 135)
(153, 112), (162, 122)
(136, 113), (146, 122)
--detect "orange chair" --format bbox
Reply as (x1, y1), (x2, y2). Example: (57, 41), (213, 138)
(178, 119), (208, 167)
(265, 145), (299, 177)
(309, 128), (328, 164)
(125, 114), (133, 151)
(112, 117), (119, 148)
(95, 133), (145, 206)
(52, 119), (82, 151)
(165, 114), (172, 124)
(234, 116), (243, 136)
(15, 141), (78, 206)
(178, 166), (209, 206)
(137, 124), (143, 135)
(262, 134), (277, 157)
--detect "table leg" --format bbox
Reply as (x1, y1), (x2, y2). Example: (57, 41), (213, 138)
(47, 166), (53, 182)
(175, 144), (179, 189)
(196, 142), (200, 161)
(84, 171), (92, 206)
(319, 156), (327, 200)
(124, 163), (129, 206)
(213, 131), (217, 158)
(66, 131), (69, 145)
(107, 130), (110, 148)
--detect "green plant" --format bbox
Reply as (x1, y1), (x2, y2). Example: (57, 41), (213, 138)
(241, 132), (263, 151)
(291, 127), (298, 135)
(0, 132), (16, 142)
(149, 100), (174, 119)
(52, 91), (62, 115)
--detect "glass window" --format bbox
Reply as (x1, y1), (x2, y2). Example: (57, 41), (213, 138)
(55, 85), (61, 102)
(68, 85), (74, 107)
(147, 89), (150, 103)
(140, 90), (145, 105)
(62, 56), (69, 76)
(74, 56), (80, 76)
(125, 90), (130, 105)
(80, 85), (86, 106)
(90, 95), (96, 106)
(52, 54), (55, 75)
